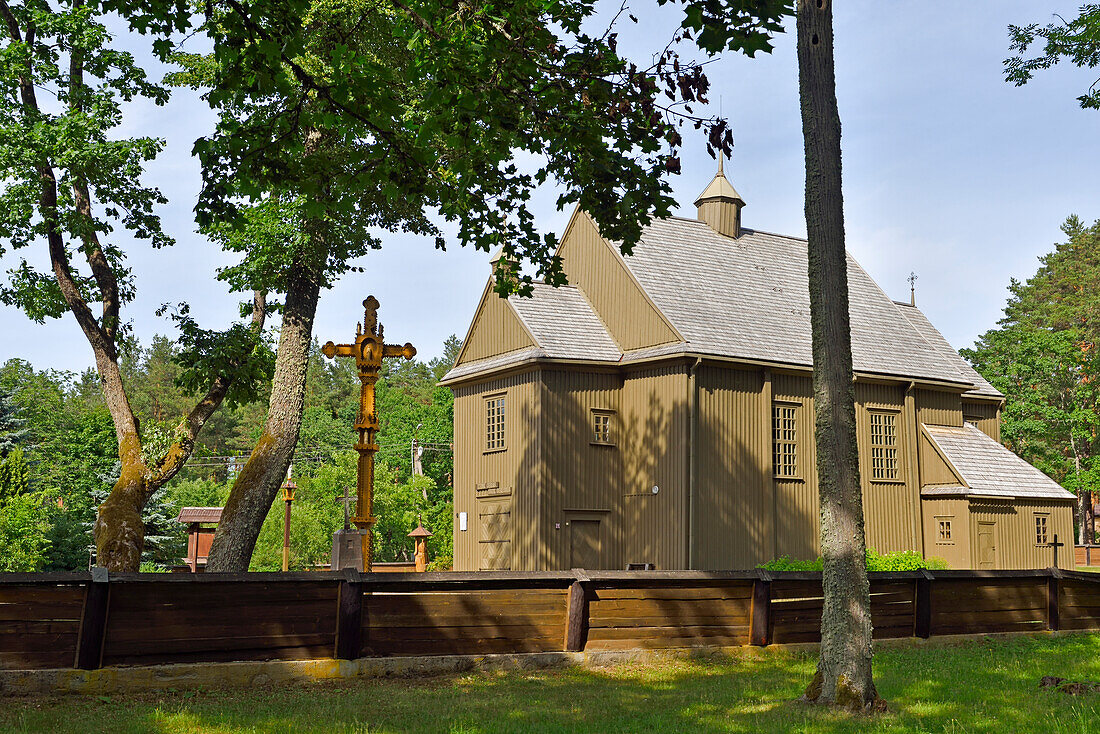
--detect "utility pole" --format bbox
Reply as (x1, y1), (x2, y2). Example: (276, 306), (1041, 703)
(411, 423), (424, 477)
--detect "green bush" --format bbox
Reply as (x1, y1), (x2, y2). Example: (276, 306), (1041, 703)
(759, 548), (948, 572)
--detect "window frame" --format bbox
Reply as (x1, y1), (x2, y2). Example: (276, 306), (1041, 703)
(934, 515), (954, 545)
(483, 392), (507, 454)
(867, 409), (902, 483)
(772, 401), (801, 480)
(590, 408), (616, 447)
(1034, 513), (1050, 547)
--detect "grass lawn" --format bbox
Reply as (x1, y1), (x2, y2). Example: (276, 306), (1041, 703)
(6, 634), (1100, 733)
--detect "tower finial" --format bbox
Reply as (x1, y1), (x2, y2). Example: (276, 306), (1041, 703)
(718, 154), (724, 176)
(908, 272), (918, 306)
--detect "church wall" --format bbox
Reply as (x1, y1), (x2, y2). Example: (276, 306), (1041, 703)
(968, 499), (1074, 570)
(921, 497), (971, 568)
(619, 363), (689, 569)
(558, 212), (680, 351)
(771, 372), (820, 561)
(855, 382), (921, 555)
(451, 370), (542, 571)
(962, 399), (1001, 442)
(918, 430), (966, 487)
(916, 388), (964, 427)
(693, 365), (773, 569)
(538, 369), (623, 570)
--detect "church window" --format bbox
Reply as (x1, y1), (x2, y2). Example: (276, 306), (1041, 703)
(592, 410), (614, 445)
(485, 394), (506, 451)
(936, 517), (953, 544)
(773, 403), (799, 478)
(869, 411), (899, 481)
(1035, 514), (1049, 546)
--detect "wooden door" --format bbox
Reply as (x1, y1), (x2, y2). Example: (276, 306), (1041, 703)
(569, 519), (602, 569)
(478, 500), (512, 570)
(977, 521), (997, 569)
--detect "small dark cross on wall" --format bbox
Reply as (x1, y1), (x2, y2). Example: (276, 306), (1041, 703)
(1046, 533), (1066, 569)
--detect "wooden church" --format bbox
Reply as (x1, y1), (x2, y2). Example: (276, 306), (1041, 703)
(440, 165), (1074, 572)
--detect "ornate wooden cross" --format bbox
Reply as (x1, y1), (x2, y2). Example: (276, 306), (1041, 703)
(322, 296), (416, 571)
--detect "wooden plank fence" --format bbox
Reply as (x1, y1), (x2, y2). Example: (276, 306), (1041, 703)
(1, 568), (1096, 671)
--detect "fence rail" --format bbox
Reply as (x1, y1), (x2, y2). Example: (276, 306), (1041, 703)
(1, 568), (1096, 671)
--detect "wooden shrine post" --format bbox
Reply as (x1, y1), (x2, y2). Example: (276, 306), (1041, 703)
(322, 296), (415, 571)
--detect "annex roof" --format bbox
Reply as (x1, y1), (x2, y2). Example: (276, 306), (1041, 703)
(176, 507), (223, 524)
(922, 424), (1073, 501)
(508, 283), (620, 362)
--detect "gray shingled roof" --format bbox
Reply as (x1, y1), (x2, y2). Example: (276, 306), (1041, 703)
(442, 347), (547, 383)
(446, 213), (996, 393)
(508, 283), (620, 361)
(894, 302), (1001, 398)
(611, 218), (972, 386)
(923, 424), (1073, 500)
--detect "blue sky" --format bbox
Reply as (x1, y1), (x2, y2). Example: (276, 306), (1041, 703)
(2, 1), (1098, 374)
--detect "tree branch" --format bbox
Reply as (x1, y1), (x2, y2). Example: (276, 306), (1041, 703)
(0, 0), (21, 43)
(150, 290), (268, 487)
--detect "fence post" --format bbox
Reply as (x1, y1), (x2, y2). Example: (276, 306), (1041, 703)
(564, 569), (591, 652)
(75, 567), (110, 670)
(914, 570), (933, 639)
(750, 570), (772, 646)
(1048, 567), (1061, 632)
(335, 568), (364, 660)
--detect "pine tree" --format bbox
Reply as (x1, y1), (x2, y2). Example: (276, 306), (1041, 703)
(0, 388), (28, 456)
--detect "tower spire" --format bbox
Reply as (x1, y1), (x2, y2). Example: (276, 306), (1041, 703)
(694, 158), (745, 239)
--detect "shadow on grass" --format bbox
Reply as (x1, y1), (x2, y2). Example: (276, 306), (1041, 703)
(6, 636), (1100, 733)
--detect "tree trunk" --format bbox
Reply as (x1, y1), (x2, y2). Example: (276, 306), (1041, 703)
(796, 0), (882, 712)
(1071, 436), (1086, 545)
(205, 258), (322, 571)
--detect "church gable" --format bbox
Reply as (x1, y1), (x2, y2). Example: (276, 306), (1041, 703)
(454, 283), (536, 366)
(557, 209), (681, 352)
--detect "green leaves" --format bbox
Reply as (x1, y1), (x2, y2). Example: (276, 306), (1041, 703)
(1006, 5), (1100, 110)
(164, 305), (277, 409)
(964, 217), (1100, 521)
(179, 0), (768, 296)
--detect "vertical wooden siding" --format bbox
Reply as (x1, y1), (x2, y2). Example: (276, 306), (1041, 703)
(694, 366), (773, 569)
(921, 497), (971, 568)
(916, 389), (964, 427)
(918, 431), (966, 487)
(771, 373), (820, 561)
(968, 500), (1074, 570)
(539, 370), (623, 570)
(558, 212), (679, 351)
(697, 200), (740, 239)
(620, 364), (689, 569)
(452, 372), (541, 571)
(856, 382), (919, 554)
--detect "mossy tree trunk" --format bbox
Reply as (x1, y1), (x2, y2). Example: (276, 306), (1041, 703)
(205, 256), (322, 572)
(796, 0), (883, 712)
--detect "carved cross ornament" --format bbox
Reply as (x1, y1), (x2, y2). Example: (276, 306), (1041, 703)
(321, 296), (416, 570)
